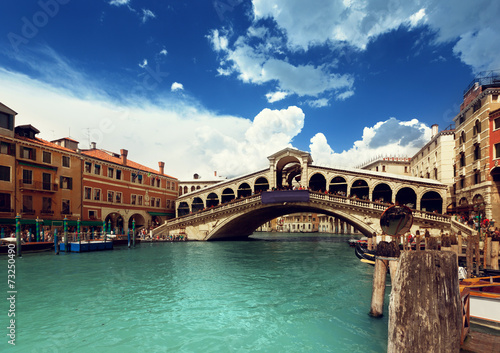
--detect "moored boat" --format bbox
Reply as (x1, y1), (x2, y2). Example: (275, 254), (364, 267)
(0, 237), (54, 254)
(460, 275), (500, 329)
(354, 241), (376, 265)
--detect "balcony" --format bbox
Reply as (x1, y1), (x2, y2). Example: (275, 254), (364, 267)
(0, 208), (14, 213)
(61, 210), (73, 216)
(19, 179), (58, 192)
(41, 210), (54, 215)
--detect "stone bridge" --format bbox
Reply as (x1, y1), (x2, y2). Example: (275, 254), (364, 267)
(153, 148), (451, 240)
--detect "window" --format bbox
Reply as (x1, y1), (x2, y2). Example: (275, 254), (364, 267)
(151, 178), (155, 186)
(22, 195), (33, 213)
(0, 112), (14, 130)
(42, 197), (52, 213)
(0, 165), (10, 182)
(108, 167), (114, 178)
(460, 177), (465, 189)
(116, 192), (122, 203)
(84, 187), (92, 200)
(404, 166), (408, 173)
(62, 156), (70, 168)
(0, 142), (15, 156)
(60, 176), (73, 190)
(474, 144), (480, 160)
(167, 181), (170, 189)
(495, 143), (500, 159)
(460, 131), (466, 144)
(495, 118), (500, 130)
(382, 165), (386, 172)
(94, 164), (101, 175)
(22, 169), (32, 184)
(107, 191), (114, 203)
(131, 173), (137, 183)
(138, 175), (142, 184)
(21, 146), (36, 160)
(156, 198), (160, 208)
(84, 162), (92, 173)
(434, 168), (438, 180)
(43, 151), (51, 163)
(89, 210), (97, 219)
(62, 199), (71, 214)
(474, 170), (481, 185)
(459, 152), (466, 167)
(473, 120), (481, 135)
(0, 193), (11, 212)
(42, 173), (52, 190)
(116, 170), (122, 180)
(138, 195), (143, 205)
(94, 189), (101, 201)
(157, 179), (160, 187)
(151, 197), (155, 206)
(131, 194), (136, 205)
(375, 166), (379, 171)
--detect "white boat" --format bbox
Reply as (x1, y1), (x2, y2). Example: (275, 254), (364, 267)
(460, 276), (500, 329)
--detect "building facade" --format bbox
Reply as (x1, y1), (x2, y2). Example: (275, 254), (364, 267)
(0, 101), (179, 235)
(452, 72), (500, 221)
(410, 124), (455, 210)
(359, 156), (411, 176)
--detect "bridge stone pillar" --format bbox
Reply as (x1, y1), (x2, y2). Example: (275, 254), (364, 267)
(301, 160), (309, 188)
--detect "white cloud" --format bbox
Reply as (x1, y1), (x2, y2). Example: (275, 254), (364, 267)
(159, 49), (168, 56)
(109, 0), (129, 6)
(309, 118), (431, 167)
(139, 59), (148, 68)
(250, 0), (500, 72)
(307, 98), (329, 108)
(171, 82), (184, 91)
(141, 9), (156, 23)
(207, 30), (354, 99)
(0, 67), (307, 179)
(266, 91), (288, 103)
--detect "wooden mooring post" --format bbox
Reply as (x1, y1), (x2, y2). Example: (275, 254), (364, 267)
(369, 241), (399, 317)
(388, 251), (461, 353)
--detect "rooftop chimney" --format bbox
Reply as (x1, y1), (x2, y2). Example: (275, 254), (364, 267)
(91, 142), (96, 149)
(120, 149), (128, 165)
(214, 171), (217, 177)
(158, 161), (165, 175)
(431, 124), (439, 138)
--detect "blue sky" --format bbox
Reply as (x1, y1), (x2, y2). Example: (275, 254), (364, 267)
(0, 0), (498, 179)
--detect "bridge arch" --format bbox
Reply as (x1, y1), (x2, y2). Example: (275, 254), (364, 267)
(372, 182), (392, 204)
(350, 179), (369, 199)
(205, 202), (377, 240)
(206, 192), (219, 208)
(395, 187), (417, 209)
(309, 172), (327, 192)
(221, 188), (236, 203)
(420, 190), (443, 213)
(329, 176), (347, 195)
(238, 182), (252, 198)
(254, 177), (270, 193)
(192, 197), (204, 213)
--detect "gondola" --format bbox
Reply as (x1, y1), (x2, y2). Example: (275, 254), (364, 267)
(354, 241), (376, 265)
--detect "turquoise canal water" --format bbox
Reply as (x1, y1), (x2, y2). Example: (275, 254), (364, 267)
(1, 233), (389, 353)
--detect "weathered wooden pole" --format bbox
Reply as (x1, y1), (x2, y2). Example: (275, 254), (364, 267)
(485, 234), (491, 269)
(474, 231), (481, 276)
(369, 241), (399, 317)
(491, 238), (499, 270)
(388, 251), (461, 353)
(466, 235), (473, 278)
(450, 233), (459, 266)
(415, 230), (421, 252)
(457, 230), (463, 255)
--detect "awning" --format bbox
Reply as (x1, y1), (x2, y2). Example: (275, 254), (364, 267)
(148, 211), (174, 217)
(80, 220), (104, 226)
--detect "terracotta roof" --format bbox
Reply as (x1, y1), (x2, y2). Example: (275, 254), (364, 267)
(51, 137), (79, 143)
(81, 149), (176, 179)
(15, 134), (77, 153)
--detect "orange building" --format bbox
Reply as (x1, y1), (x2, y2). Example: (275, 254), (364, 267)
(0, 103), (83, 232)
(79, 144), (178, 234)
(0, 101), (179, 236)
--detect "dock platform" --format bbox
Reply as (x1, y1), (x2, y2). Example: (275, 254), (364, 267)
(59, 241), (113, 252)
(461, 327), (500, 353)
